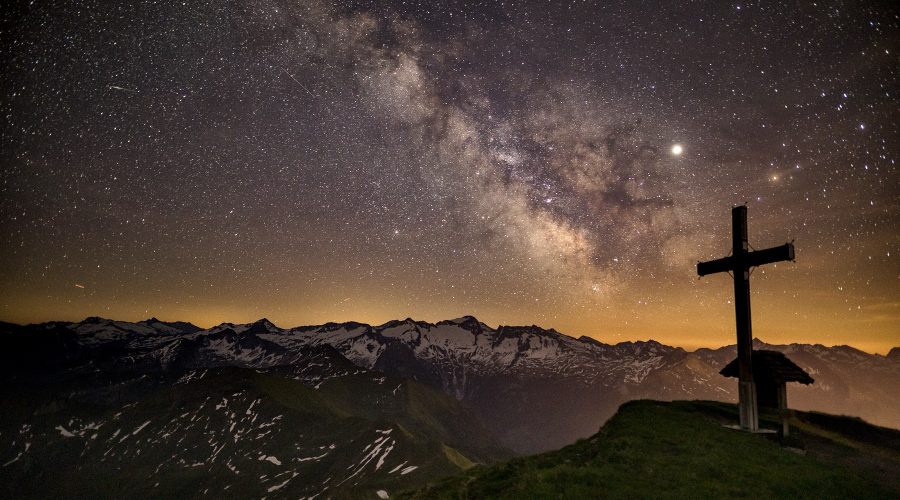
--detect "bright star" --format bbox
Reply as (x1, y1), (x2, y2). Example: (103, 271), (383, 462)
(671, 144), (684, 156)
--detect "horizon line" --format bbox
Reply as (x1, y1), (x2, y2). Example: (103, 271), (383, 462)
(2, 314), (895, 356)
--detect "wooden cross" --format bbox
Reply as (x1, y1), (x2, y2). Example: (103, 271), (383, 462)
(697, 205), (794, 431)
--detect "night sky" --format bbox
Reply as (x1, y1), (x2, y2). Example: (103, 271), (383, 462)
(2, 1), (897, 353)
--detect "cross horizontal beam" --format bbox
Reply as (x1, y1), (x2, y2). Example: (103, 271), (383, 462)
(697, 242), (795, 276)
(697, 256), (733, 276)
(746, 243), (794, 267)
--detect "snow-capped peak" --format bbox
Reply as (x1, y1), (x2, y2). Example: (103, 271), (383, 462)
(245, 318), (282, 334)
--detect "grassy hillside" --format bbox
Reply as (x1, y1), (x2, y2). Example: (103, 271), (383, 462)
(404, 400), (899, 499)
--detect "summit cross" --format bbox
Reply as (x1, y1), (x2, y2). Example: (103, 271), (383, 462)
(697, 205), (795, 431)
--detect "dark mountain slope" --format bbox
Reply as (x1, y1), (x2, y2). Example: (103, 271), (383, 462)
(0, 358), (509, 499)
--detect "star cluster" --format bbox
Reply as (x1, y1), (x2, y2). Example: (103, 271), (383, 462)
(1, 1), (897, 352)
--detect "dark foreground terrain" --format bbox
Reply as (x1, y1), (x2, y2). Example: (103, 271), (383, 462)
(2, 317), (897, 498)
(404, 400), (900, 499)
(0, 364), (508, 499)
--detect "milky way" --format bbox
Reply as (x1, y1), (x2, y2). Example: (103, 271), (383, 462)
(1, 1), (897, 352)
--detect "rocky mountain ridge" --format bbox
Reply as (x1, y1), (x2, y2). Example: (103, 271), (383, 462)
(3, 316), (897, 454)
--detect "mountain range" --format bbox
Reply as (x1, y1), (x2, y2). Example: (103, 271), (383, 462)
(1, 316), (897, 497)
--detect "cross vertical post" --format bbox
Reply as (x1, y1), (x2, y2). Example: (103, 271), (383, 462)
(731, 206), (758, 431)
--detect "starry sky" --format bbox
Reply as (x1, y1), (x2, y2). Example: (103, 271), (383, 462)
(1, 1), (898, 353)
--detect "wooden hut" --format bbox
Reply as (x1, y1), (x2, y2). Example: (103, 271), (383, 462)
(720, 350), (814, 436)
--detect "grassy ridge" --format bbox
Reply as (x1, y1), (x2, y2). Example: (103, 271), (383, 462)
(404, 400), (899, 499)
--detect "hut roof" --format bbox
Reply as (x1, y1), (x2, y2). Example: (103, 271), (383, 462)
(720, 350), (814, 385)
